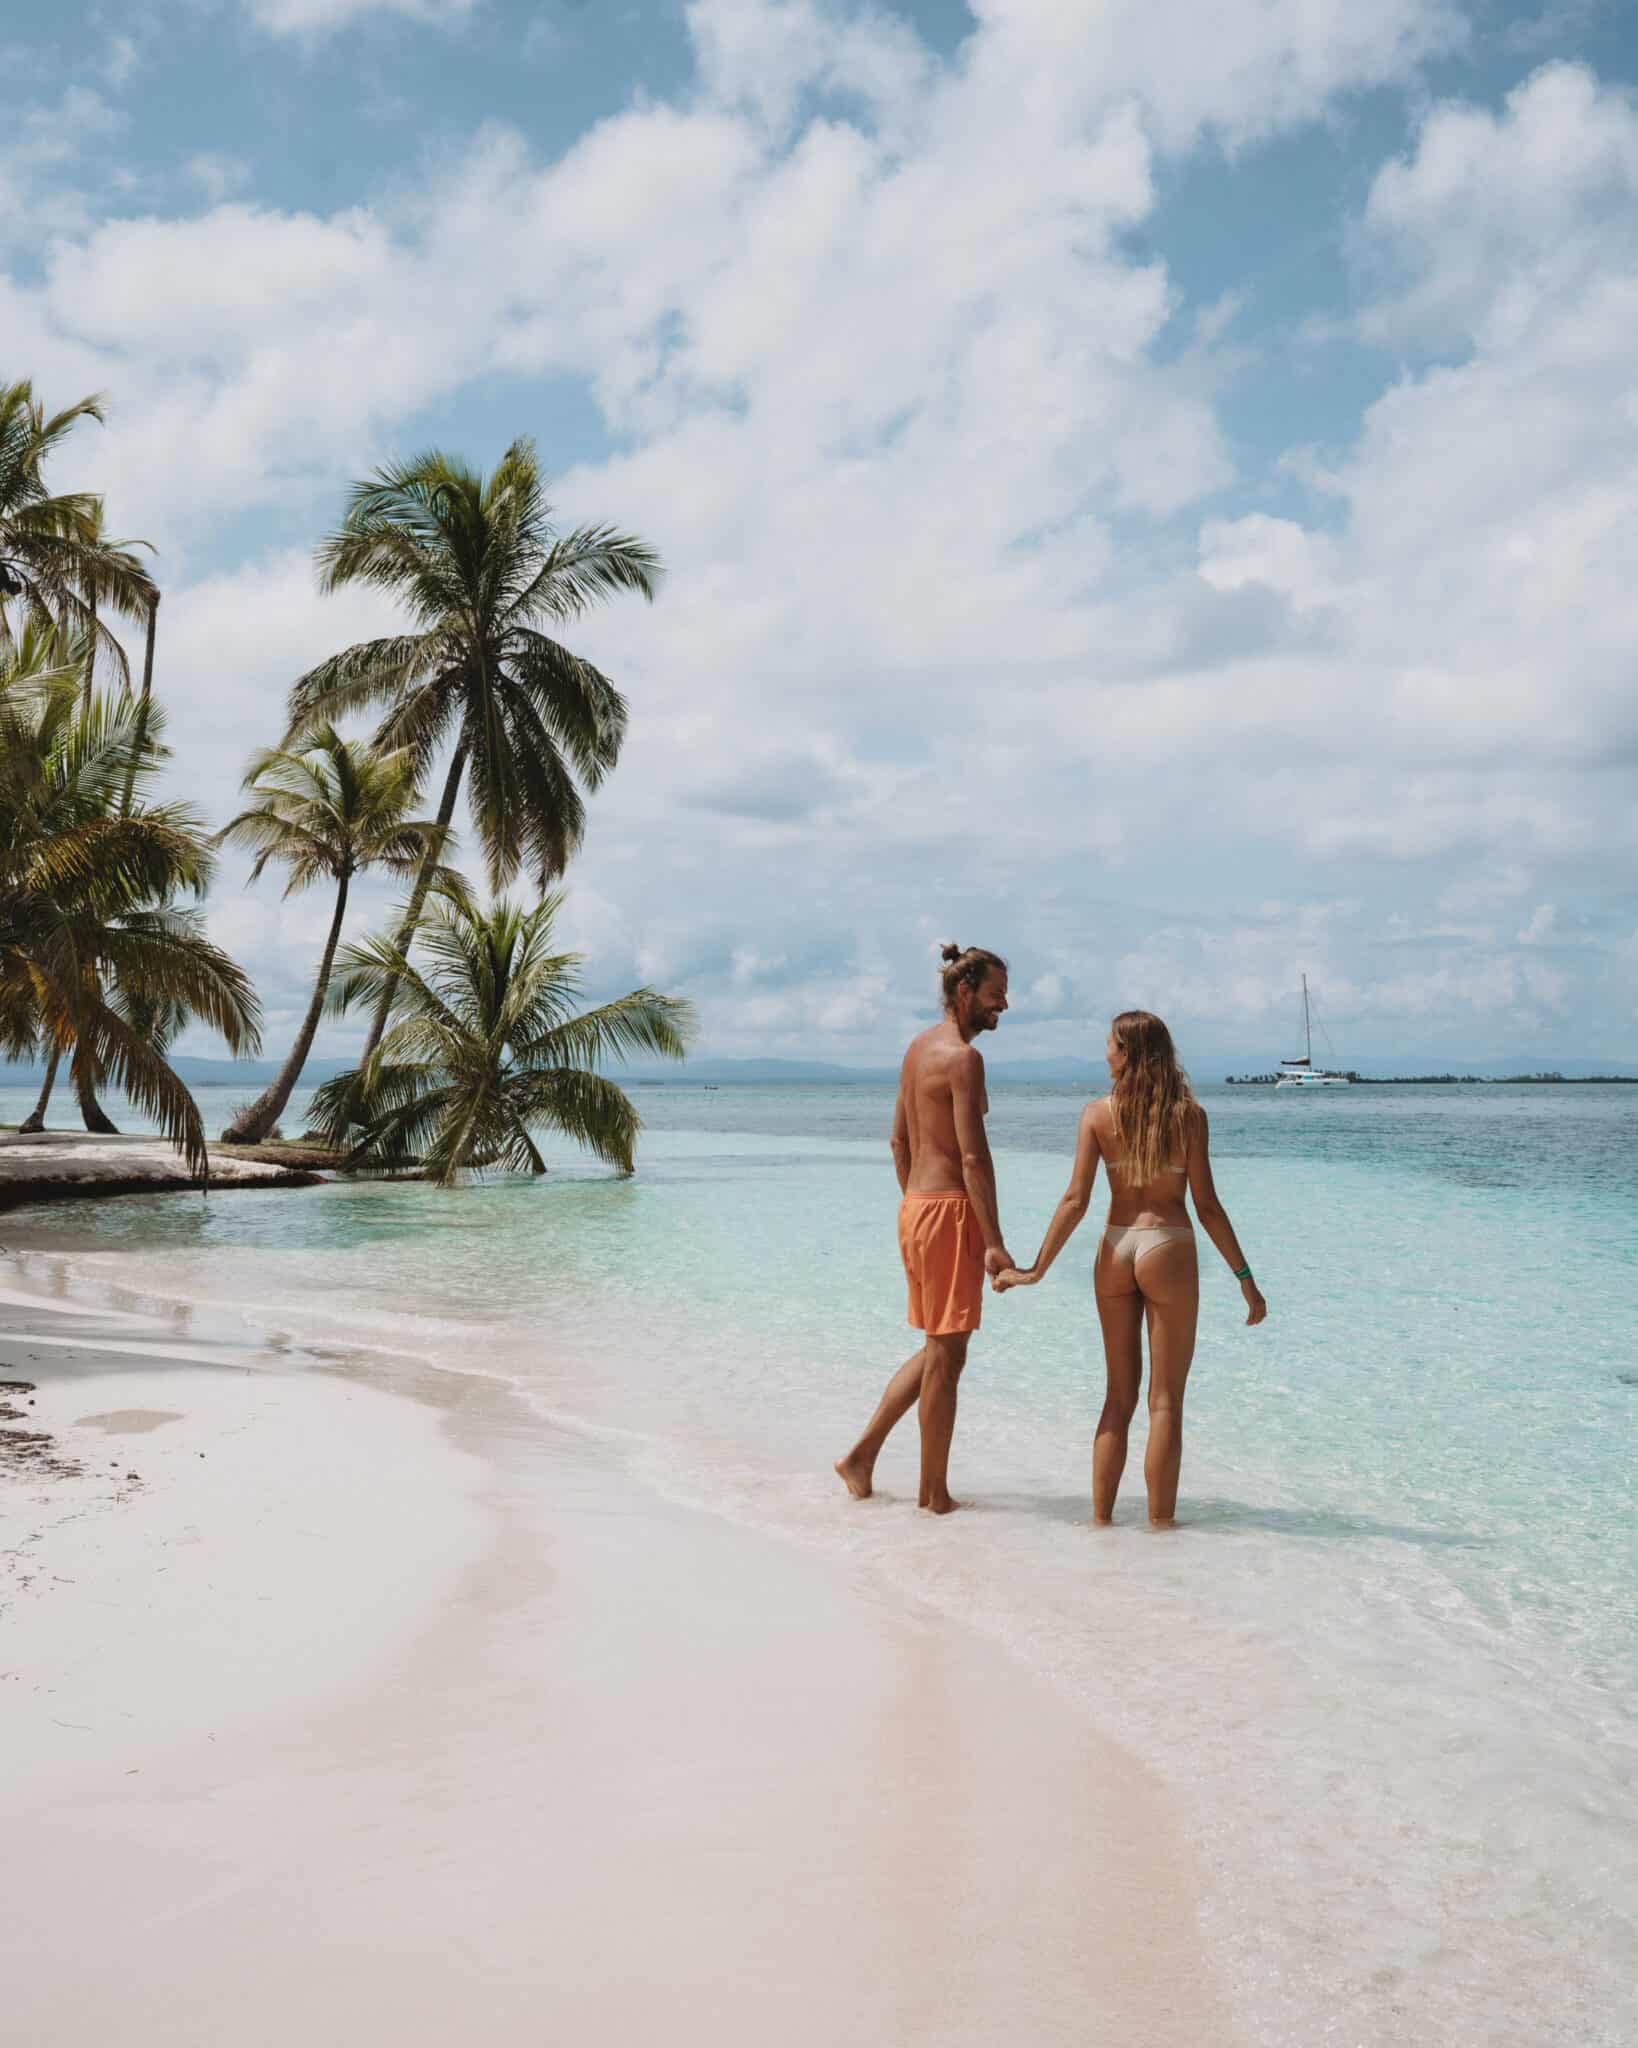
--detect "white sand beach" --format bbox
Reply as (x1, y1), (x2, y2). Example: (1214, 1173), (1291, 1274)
(0, 1276), (1229, 2047)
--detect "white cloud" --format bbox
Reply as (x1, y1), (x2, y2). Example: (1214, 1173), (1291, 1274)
(1357, 62), (1638, 351)
(244, 0), (481, 35)
(9, 6), (1636, 1063)
(184, 154), (253, 203)
(0, 87), (123, 247)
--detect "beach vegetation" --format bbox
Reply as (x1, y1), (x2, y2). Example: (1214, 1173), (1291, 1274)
(0, 381), (157, 686)
(0, 630), (260, 1173)
(285, 439), (659, 1067)
(214, 725), (457, 1146)
(305, 889), (692, 1183)
(2, 380), (680, 1176)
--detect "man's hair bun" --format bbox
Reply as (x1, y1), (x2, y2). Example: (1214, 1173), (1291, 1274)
(939, 941), (963, 963)
(938, 941), (1008, 1009)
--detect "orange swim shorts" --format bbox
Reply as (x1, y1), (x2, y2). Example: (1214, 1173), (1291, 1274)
(898, 1191), (984, 1336)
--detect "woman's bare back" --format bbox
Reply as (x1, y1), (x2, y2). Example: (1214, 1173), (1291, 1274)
(1089, 1096), (1194, 1227)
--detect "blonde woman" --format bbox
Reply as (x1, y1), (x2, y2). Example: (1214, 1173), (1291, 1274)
(996, 1011), (1267, 1526)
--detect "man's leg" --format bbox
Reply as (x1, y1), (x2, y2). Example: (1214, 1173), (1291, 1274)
(917, 1331), (970, 1515)
(835, 1344), (926, 1499)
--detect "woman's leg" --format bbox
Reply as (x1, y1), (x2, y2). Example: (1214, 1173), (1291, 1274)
(1093, 1247), (1144, 1523)
(1134, 1241), (1200, 1526)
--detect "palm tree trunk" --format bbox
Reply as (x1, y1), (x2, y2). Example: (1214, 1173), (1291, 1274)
(120, 595), (159, 816)
(221, 874), (350, 1146)
(358, 743), (467, 1063)
(74, 1055), (120, 1135)
(17, 1044), (61, 1133)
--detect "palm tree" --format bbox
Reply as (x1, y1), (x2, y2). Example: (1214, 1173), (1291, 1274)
(285, 440), (658, 1064)
(3, 623), (86, 1131)
(214, 726), (454, 1146)
(0, 381), (157, 682)
(1, 382), (160, 1130)
(0, 642), (260, 1173)
(305, 889), (692, 1185)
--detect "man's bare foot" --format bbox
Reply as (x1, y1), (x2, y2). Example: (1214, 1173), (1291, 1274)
(834, 1453), (873, 1501)
(1148, 1515), (1177, 1530)
(920, 1492), (960, 1515)
(1091, 1513), (1114, 1527)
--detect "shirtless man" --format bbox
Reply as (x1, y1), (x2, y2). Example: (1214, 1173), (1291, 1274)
(834, 944), (1012, 1515)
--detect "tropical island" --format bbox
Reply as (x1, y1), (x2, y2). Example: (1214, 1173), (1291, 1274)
(1, 377), (694, 1201)
(1224, 1072), (1637, 1085)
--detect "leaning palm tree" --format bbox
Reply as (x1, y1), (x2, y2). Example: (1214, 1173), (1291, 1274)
(214, 726), (455, 1145)
(0, 650), (259, 1173)
(286, 440), (659, 1064)
(0, 380), (157, 682)
(305, 889), (692, 1184)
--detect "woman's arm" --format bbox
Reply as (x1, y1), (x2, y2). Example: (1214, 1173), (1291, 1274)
(993, 1105), (1101, 1290)
(1184, 1106), (1267, 1326)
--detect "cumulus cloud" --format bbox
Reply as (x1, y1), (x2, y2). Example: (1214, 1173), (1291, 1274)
(1356, 61), (1638, 351)
(6, 4), (1635, 1063)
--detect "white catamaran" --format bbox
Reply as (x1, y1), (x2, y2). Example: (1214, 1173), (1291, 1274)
(1276, 975), (1352, 1088)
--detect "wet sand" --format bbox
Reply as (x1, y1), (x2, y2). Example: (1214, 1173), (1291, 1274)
(0, 1279), (1230, 2047)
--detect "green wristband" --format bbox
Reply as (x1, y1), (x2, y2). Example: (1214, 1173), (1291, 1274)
(1232, 1264), (1252, 1281)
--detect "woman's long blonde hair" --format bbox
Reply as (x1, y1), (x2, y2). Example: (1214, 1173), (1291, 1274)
(1108, 1010), (1197, 1184)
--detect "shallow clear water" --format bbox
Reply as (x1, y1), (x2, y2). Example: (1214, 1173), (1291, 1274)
(5, 1080), (1636, 2044)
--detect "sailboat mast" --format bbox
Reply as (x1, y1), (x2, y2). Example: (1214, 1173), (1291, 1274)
(1303, 974), (1312, 1064)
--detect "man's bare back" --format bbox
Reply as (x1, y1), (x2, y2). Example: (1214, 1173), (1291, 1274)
(899, 1023), (990, 1193)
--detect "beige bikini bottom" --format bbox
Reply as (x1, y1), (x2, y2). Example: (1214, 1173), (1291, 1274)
(1100, 1223), (1195, 1271)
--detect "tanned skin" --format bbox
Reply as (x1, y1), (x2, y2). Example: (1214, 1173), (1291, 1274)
(995, 1030), (1267, 1526)
(834, 967), (1012, 1515)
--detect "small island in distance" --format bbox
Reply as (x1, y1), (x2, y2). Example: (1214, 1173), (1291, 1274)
(1224, 1072), (1638, 1085)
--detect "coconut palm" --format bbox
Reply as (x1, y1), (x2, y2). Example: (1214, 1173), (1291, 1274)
(214, 726), (454, 1146)
(0, 645), (259, 1173)
(285, 439), (658, 1064)
(1, 382), (161, 1130)
(2, 624), (87, 1128)
(305, 889), (692, 1184)
(0, 381), (157, 681)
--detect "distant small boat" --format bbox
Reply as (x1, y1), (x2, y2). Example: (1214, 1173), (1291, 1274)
(1276, 975), (1351, 1089)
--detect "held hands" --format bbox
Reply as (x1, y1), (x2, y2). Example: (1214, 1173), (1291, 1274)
(985, 1244), (1035, 1295)
(991, 1265), (1037, 1293)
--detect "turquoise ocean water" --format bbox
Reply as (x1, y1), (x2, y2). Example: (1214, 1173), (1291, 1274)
(4, 1079), (1635, 2044)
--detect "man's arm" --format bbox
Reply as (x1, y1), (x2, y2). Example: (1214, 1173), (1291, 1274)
(889, 1079), (911, 1195)
(951, 1048), (1009, 1269)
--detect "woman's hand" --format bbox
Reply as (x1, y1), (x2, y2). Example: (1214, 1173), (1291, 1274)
(1241, 1278), (1267, 1326)
(992, 1266), (1038, 1293)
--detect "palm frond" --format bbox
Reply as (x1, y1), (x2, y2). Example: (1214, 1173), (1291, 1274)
(506, 526), (661, 625)
(524, 988), (694, 1070)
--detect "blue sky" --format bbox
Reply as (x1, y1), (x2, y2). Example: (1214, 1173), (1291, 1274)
(7, 0), (1638, 1069)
